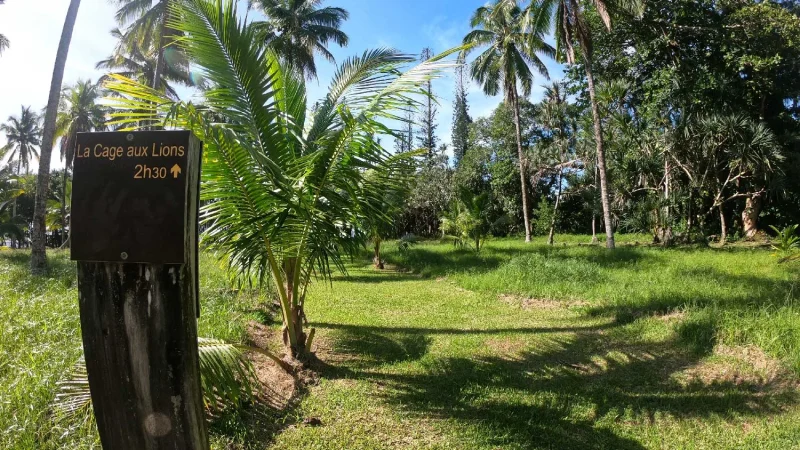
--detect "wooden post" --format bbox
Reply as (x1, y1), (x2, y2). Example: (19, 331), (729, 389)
(71, 131), (208, 449)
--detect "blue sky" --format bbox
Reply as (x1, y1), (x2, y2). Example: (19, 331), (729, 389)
(0, 0), (564, 169)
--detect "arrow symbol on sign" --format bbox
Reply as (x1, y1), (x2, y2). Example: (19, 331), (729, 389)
(170, 164), (181, 179)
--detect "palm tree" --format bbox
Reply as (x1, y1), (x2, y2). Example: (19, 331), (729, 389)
(462, 0), (554, 243)
(97, 28), (194, 100)
(0, 0), (9, 55)
(54, 79), (106, 246)
(250, 0), (349, 79)
(1, 105), (41, 247)
(31, 0), (81, 274)
(1, 106), (41, 177)
(529, 0), (642, 249)
(109, 0), (177, 89)
(107, 0), (460, 357)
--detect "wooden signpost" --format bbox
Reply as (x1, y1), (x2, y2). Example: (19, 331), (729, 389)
(71, 130), (208, 449)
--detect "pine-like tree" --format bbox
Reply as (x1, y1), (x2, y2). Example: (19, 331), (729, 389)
(416, 47), (438, 160)
(394, 111), (414, 153)
(451, 58), (471, 166)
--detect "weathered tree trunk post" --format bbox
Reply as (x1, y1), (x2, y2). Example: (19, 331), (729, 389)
(71, 131), (207, 449)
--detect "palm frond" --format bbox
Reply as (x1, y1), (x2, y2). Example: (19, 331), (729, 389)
(53, 338), (271, 419)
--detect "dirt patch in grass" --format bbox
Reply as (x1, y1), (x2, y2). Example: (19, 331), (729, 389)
(675, 344), (799, 391)
(245, 321), (300, 410)
(499, 294), (588, 310)
(483, 336), (530, 356)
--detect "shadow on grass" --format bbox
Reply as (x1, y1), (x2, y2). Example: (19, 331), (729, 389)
(585, 265), (798, 325)
(208, 389), (305, 450)
(384, 247), (520, 277)
(386, 244), (662, 279)
(313, 323), (797, 449)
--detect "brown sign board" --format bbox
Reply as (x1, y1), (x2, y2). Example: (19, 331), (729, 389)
(70, 130), (200, 263)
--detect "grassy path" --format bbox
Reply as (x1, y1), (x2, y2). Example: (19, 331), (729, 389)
(2, 239), (799, 449)
(267, 240), (800, 449)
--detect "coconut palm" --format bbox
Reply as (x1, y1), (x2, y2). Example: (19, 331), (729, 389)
(1, 106), (41, 177)
(109, 0), (179, 89)
(97, 28), (194, 100)
(106, 0), (460, 357)
(30, 0), (81, 274)
(462, 0), (555, 243)
(250, 0), (349, 79)
(54, 79), (106, 246)
(528, 0), (643, 249)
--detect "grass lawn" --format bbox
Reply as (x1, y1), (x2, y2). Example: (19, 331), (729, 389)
(2, 236), (800, 449)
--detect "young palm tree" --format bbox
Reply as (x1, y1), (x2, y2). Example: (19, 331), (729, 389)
(529, 0), (643, 249)
(97, 28), (194, 100)
(31, 0), (81, 274)
(250, 0), (349, 79)
(54, 79), (106, 246)
(106, 0), (460, 357)
(1, 106), (41, 177)
(109, 0), (177, 89)
(462, 0), (554, 243)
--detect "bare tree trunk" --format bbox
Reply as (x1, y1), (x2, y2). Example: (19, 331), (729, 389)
(510, 87), (531, 243)
(548, 168), (563, 246)
(741, 193), (762, 240)
(31, 0), (81, 274)
(373, 238), (384, 269)
(719, 205), (727, 245)
(591, 215), (598, 244)
(582, 48), (615, 249)
(61, 169), (67, 246)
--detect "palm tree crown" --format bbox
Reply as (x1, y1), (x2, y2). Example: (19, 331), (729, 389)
(55, 79), (106, 170)
(462, 0), (554, 100)
(107, 0), (460, 356)
(251, 0), (349, 79)
(1, 106), (42, 174)
(97, 28), (194, 99)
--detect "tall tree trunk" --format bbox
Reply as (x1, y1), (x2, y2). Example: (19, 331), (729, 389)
(31, 0), (81, 274)
(582, 48), (615, 249)
(151, 1), (169, 91)
(591, 215), (598, 244)
(510, 87), (531, 243)
(658, 158), (673, 246)
(548, 168), (563, 246)
(373, 238), (384, 269)
(61, 169), (67, 246)
(741, 193), (763, 240)
(685, 191), (694, 243)
(719, 204), (727, 245)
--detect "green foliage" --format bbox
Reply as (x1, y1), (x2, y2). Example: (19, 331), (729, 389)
(451, 61), (471, 165)
(104, 0), (463, 355)
(440, 187), (492, 252)
(532, 195), (554, 235)
(54, 338), (260, 421)
(769, 224), (799, 256)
